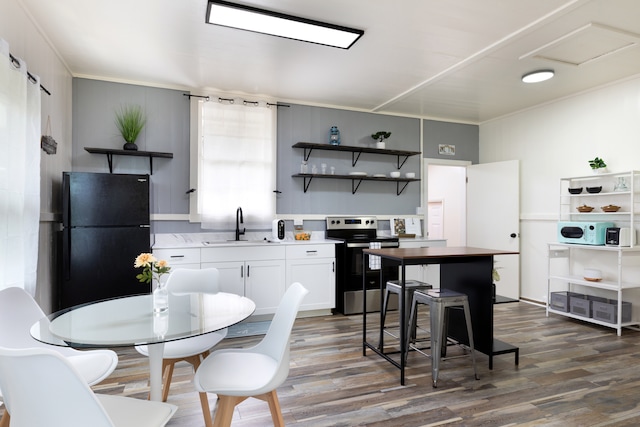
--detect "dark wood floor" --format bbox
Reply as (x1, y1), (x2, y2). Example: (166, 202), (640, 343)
(10, 302), (640, 426)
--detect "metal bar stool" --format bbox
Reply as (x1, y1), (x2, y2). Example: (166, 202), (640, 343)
(406, 288), (479, 387)
(379, 279), (432, 350)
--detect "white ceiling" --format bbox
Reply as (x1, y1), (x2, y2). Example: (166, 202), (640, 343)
(20, 0), (640, 123)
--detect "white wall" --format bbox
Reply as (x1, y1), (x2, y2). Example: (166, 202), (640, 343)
(2, 0), (73, 311)
(480, 76), (640, 302)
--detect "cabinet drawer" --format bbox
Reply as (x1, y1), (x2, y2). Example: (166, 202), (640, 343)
(399, 239), (446, 249)
(153, 248), (201, 265)
(286, 244), (335, 259)
(202, 245), (285, 263)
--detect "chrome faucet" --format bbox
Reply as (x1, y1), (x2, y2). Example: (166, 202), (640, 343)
(235, 207), (245, 241)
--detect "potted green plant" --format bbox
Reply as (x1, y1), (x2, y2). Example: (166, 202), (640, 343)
(588, 157), (607, 174)
(371, 131), (391, 149)
(115, 104), (146, 150)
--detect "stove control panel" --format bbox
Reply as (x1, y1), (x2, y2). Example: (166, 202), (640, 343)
(326, 216), (377, 230)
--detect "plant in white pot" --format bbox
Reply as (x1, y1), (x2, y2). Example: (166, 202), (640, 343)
(588, 157), (607, 174)
(371, 131), (391, 149)
(115, 104), (146, 151)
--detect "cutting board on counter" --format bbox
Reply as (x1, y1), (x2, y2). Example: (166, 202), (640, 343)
(390, 218), (422, 237)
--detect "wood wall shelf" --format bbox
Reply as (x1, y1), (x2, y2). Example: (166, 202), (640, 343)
(292, 173), (420, 195)
(292, 142), (421, 169)
(84, 147), (173, 174)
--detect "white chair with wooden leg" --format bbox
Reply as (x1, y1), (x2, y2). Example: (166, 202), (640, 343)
(193, 282), (308, 427)
(135, 268), (227, 411)
(0, 287), (119, 426)
(0, 346), (176, 427)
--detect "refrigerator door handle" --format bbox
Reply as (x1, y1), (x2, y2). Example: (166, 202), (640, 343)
(62, 230), (71, 280)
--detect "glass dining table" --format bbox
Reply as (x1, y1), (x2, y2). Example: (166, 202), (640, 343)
(31, 291), (256, 401)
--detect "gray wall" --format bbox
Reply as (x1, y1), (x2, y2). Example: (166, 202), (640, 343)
(277, 104), (421, 215)
(423, 119), (479, 163)
(71, 80), (476, 233)
(72, 78), (192, 234)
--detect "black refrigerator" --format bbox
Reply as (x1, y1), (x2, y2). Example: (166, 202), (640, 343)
(59, 172), (151, 310)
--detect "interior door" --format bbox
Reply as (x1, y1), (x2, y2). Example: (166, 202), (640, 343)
(427, 200), (444, 239)
(466, 160), (520, 300)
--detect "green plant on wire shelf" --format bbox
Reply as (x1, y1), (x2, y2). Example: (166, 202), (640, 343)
(588, 157), (606, 170)
(115, 104), (146, 144)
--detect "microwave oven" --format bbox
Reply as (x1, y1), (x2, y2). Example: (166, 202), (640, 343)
(557, 221), (614, 245)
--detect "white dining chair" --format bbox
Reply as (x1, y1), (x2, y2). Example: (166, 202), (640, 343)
(0, 346), (177, 427)
(0, 287), (119, 426)
(193, 282), (308, 427)
(135, 268), (228, 410)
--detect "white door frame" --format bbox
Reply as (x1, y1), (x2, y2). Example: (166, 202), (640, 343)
(422, 158), (472, 241)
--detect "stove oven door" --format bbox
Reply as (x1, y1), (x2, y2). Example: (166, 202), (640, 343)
(338, 241), (399, 314)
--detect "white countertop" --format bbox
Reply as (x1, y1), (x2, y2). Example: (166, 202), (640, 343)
(398, 238), (447, 243)
(153, 232), (339, 249)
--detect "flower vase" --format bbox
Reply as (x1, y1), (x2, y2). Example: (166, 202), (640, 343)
(152, 276), (169, 314)
(153, 312), (169, 337)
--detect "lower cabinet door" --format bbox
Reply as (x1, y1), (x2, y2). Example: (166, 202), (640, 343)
(286, 258), (335, 311)
(245, 260), (286, 316)
(201, 261), (245, 296)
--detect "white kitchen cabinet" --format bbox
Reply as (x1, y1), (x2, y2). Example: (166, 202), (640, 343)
(152, 247), (201, 270)
(203, 261), (245, 295)
(398, 239), (446, 286)
(201, 245), (286, 316)
(285, 244), (335, 312)
(153, 240), (338, 316)
(245, 260), (286, 315)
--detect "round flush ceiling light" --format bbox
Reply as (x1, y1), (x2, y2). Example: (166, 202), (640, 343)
(521, 69), (554, 83)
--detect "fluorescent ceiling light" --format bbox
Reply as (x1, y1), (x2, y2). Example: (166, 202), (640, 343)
(521, 69), (555, 83)
(206, 0), (364, 49)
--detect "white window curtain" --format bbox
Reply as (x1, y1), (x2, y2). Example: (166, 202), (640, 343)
(0, 39), (41, 295)
(199, 98), (276, 230)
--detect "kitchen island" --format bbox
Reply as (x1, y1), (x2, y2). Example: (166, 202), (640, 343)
(363, 246), (519, 385)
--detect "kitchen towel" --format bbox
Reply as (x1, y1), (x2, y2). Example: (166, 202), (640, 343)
(369, 242), (381, 270)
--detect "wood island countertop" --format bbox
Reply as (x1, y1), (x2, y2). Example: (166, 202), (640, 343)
(363, 246), (519, 262)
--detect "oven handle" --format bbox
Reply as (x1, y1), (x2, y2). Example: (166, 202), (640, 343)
(346, 242), (399, 248)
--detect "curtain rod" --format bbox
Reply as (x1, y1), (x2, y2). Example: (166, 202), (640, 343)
(8, 53), (51, 96)
(183, 93), (289, 107)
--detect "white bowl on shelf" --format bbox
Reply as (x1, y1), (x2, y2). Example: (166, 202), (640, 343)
(390, 171), (401, 178)
(583, 268), (602, 282)
(405, 172), (415, 179)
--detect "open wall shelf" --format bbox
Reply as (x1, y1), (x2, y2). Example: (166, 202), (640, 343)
(292, 173), (419, 195)
(292, 142), (421, 169)
(85, 147), (173, 174)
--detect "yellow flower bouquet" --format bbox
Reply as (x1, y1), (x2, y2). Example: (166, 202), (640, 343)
(134, 253), (171, 285)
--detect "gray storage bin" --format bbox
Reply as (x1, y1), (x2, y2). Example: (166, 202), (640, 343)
(592, 299), (632, 324)
(570, 297), (591, 317)
(569, 294), (608, 318)
(550, 291), (583, 312)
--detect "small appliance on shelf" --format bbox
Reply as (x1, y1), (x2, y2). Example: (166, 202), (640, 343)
(557, 221), (614, 245)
